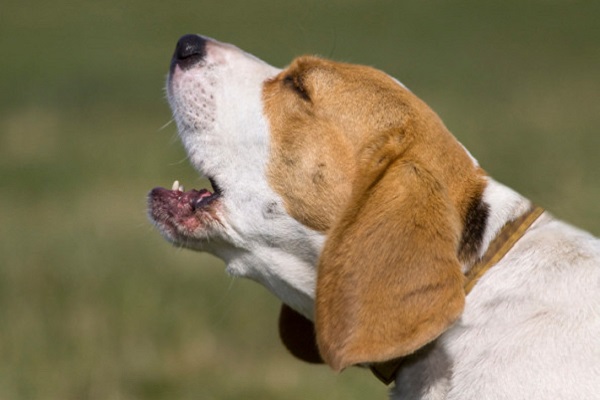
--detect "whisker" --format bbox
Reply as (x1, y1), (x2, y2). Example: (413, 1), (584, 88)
(158, 119), (174, 131)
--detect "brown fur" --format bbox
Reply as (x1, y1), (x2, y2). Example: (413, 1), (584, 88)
(264, 56), (487, 370)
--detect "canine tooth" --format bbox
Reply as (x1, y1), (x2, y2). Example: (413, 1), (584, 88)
(179, 185), (184, 192)
(172, 180), (180, 191)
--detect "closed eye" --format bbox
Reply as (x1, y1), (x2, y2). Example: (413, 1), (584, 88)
(283, 74), (310, 101)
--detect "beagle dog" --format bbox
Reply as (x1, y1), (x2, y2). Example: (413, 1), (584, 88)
(148, 34), (600, 399)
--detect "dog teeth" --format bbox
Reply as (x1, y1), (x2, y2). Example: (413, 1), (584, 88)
(172, 180), (184, 192)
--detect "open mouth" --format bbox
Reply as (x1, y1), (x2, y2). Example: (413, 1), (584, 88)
(148, 177), (223, 240)
(169, 178), (222, 210)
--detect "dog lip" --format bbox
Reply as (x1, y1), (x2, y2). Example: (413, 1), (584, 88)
(149, 186), (220, 213)
(190, 188), (220, 210)
(208, 177), (223, 196)
(147, 184), (222, 238)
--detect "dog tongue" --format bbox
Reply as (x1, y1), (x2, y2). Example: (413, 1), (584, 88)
(173, 188), (208, 207)
(188, 189), (216, 210)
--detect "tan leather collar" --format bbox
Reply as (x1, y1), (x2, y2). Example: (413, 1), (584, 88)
(370, 205), (545, 385)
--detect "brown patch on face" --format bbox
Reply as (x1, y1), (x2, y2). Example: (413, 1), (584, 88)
(263, 56), (486, 233)
(264, 56), (490, 369)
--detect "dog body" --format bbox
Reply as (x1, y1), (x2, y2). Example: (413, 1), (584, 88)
(149, 35), (600, 399)
(393, 207), (600, 399)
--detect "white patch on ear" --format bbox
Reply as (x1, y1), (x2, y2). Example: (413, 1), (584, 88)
(459, 143), (479, 167)
(391, 77), (410, 91)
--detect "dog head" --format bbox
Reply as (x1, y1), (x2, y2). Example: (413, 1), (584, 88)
(148, 34), (487, 371)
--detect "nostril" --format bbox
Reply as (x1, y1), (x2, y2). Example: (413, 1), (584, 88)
(175, 34), (206, 59)
(172, 34), (206, 70)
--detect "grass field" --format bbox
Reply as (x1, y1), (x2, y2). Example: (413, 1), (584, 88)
(1, 1), (599, 399)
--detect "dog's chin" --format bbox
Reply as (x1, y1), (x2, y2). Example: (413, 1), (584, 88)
(148, 179), (223, 247)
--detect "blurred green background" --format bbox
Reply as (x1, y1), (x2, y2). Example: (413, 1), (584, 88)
(1, 1), (598, 399)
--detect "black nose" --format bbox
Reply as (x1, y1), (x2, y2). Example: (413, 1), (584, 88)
(171, 34), (206, 71)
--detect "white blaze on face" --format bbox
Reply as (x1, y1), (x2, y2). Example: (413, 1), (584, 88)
(162, 36), (324, 319)
(168, 40), (278, 194)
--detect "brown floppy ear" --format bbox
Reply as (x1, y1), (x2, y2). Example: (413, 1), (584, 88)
(278, 304), (323, 364)
(316, 152), (466, 371)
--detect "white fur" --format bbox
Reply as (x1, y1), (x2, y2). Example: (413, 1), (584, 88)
(475, 178), (532, 260)
(167, 37), (324, 318)
(163, 36), (600, 399)
(392, 190), (600, 399)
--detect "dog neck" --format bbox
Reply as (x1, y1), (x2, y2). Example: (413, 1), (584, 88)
(370, 179), (545, 385)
